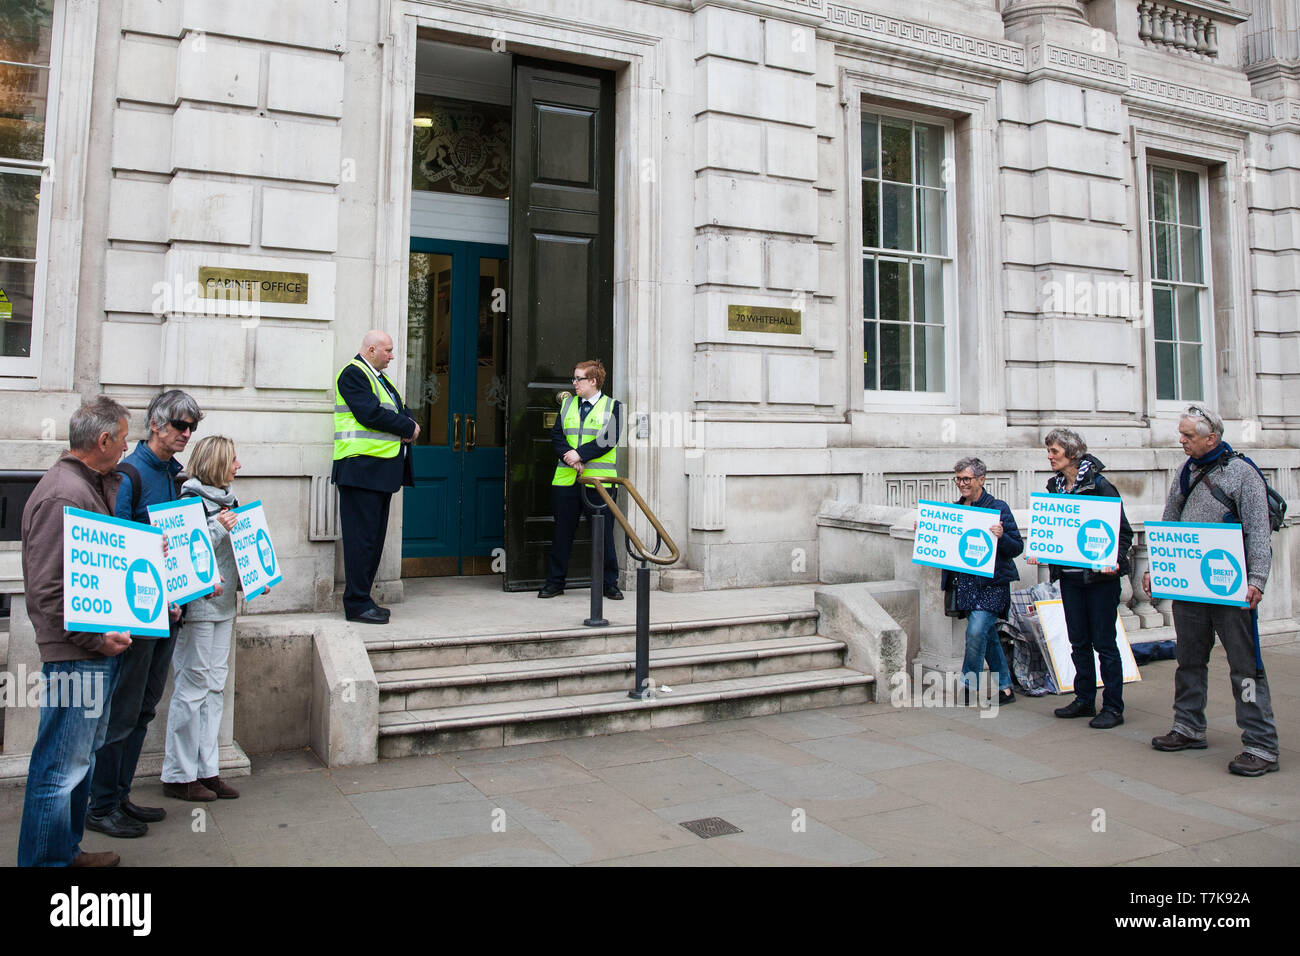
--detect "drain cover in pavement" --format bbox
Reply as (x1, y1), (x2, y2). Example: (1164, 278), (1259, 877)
(679, 816), (742, 839)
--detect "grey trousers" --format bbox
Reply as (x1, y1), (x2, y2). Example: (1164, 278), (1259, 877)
(1171, 600), (1279, 761)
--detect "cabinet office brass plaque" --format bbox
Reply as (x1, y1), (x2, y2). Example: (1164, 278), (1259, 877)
(727, 305), (801, 334)
(198, 268), (309, 304)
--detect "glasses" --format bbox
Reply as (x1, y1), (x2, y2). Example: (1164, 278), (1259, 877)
(571, 376), (589, 383)
(953, 476), (978, 485)
(169, 419), (198, 434)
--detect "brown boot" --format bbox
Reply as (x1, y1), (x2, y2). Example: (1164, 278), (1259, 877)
(70, 850), (120, 868)
(163, 780), (217, 802)
(199, 776), (240, 799)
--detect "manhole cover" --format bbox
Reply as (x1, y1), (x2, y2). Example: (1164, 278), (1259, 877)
(679, 816), (742, 839)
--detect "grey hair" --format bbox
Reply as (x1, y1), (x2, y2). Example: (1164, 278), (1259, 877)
(1044, 427), (1087, 463)
(952, 457), (987, 477)
(145, 389), (203, 435)
(69, 395), (129, 452)
(1181, 404), (1224, 438)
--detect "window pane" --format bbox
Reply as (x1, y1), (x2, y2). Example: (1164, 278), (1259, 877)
(878, 259), (909, 324)
(881, 118), (912, 183)
(913, 258), (944, 324)
(1155, 341), (1177, 400)
(405, 253), (453, 447)
(914, 323), (945, 392)
(1177, 170), (1200, 226)
(1150, 167), (1176, 222)
(1152, 223), (1176, 281)
(863, 320), (877, 390)
(1176, 286), (1200, 342)
(1152, 286), (1174, 340)
(880, 321), (911, 391)
(914, 123), (945, 188)
(0, 168), (41, 258)
(0, 63), (50, 161)
(1179, 226), (1202, 283)
(880, 182), (914, 251)
(862, 180), (879, 248)
(916, 187), (945, 255)
(861, 113), (879, 179)
(0, 259), (33, 357)
(862, 258), (876, 321)
(1179, 343), (1203, 399)
(475, 258), (508, 449)
(0, 1), (55, 67)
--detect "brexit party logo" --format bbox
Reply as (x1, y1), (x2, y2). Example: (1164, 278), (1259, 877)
(189, 529), (215, 584)
(1200, 549), (1242, 597)
(1077, 519), (1115, 563)
(958, 529), (993, 568)
(255, 529), (276, 576)
(125, 558), (164, 623)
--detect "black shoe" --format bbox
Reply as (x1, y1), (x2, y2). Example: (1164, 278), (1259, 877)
(85, 807), (147, 839)
(1054, 699), (1097, 719)
(998, 689), (1016, 706)
(1151, 730), (1208, 752)
(120, 800), (166, 823)
(346, 607), (389, 625)
(373, 605), (391, 619)
(538, 585), (564, 598)
(1089, 709), (1124, 729)
(604, 587), (624, 601)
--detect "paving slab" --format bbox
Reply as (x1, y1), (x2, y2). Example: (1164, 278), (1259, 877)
(594, 755), (753, 809)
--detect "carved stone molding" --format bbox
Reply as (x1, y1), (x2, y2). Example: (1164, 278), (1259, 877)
(1027, 42), (1130, 88)
(822, 3), (1027, 70)
(883, 474), (1014, 509)
(1130, 73), (1270, 121)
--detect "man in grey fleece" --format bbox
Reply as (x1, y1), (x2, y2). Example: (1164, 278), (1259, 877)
(1142, 404), (1278, 776)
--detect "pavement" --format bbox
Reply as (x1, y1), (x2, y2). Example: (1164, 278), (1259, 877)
(3, 639), (1298, 867)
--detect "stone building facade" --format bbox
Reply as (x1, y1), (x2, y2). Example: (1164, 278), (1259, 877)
(1, 0), (1297, 621)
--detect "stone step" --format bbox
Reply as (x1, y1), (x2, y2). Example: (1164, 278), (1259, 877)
(364, 609), (820, 672)
(377, 668), (876, 758)
(377, 634), (847, 712)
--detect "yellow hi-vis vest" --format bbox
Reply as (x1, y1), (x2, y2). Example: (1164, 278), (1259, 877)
(333, 359), (402, 460)
(552, 394), (617, 486)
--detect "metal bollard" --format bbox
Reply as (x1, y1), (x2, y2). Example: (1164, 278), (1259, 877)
(584, 505), (608, 628)
(628, 561), (652, 699)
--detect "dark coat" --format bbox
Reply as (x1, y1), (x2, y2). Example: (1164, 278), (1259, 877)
(1044, 453), (1134, 581)
(330, 355), (416, 493)
(939, 489), (1023, 590)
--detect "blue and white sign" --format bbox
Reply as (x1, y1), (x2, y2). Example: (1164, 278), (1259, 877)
(913, 500), (1001, 578)
(63, 507), (169, 637)
(1146, 521), (1249, 608)
(1027, 493), (1122, 571)
(229, 501), (282, 601)
(147, 499), (216, 607)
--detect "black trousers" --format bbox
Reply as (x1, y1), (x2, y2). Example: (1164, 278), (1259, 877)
(547, 485), (620, 590)
(1060, 576), (1124, 714)
(339, 485), (392, 617)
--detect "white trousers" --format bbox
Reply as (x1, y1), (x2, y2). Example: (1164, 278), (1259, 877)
(161, 618), (233, 783)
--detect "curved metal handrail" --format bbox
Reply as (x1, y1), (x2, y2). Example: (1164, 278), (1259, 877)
(577, 475), (680, 567)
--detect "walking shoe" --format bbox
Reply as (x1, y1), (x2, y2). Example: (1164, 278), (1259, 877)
(85, 807), (147, 838)
(1228, 752), (1279, 777)
(537, 585), (564, 598)
(120, 800), (166, 823)
(199, 776), (240, 799)
(1053, 699), (1096, 719)
(70, 850), (120, 868)
(163, 780), (217, 802)
(1089, 710), (1124, 729)
(346, 607), (389, 624)
(604, 587), (624, 601)
(1151, 730), (1208, 752)
(999, 689), (1016, 706)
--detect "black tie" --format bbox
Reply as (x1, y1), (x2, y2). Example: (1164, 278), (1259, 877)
(579, 400), (592, 422)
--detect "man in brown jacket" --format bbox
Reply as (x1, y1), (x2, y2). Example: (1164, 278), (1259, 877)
(17, 396), (134, 867)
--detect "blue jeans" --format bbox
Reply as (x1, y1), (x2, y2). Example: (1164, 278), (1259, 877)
(17, 657), (119, 867)
(961, 610), (1011, 691)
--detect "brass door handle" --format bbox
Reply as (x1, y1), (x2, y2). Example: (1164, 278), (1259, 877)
(466, 415), (477, 450)
(452, 413), (462, 451)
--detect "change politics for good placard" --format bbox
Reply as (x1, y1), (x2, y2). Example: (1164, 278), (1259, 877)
(63, 507), (170, 637)
(1145, 521), (1250, 608)
(1027, 492), (1122, 571)
(228, 501), (282, 600)
(913, 499), (1001, 578)
(147, 498), (217, 606)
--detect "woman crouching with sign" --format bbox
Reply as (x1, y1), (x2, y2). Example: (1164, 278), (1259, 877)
(160, 436), (257, 801)
(941, 457), (1022, 706)
(1033, 428), (1133, 729)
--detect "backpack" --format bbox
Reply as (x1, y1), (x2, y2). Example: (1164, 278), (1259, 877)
(1183, 453), (1287, 533)
(116, 462), (186, 520)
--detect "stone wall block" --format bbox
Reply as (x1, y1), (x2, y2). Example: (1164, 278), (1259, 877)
(103, 249), (166, 313)
(107, 178), (169, 243)
(1257, 335), (1300, 375)
(168, 177), (255, 244)
(253, 326), (335, 390)
(696, 174), (818, 235)
(261, 187), (340, 252)
(998, 124), (1031, 171)
(694, 350), (763, 403)
(172, 107), (342, 184)
(176, 38), (260, 107)
(164, 249), (337, 322)
(160, 317), (249, 387)
(1088, 180), (1126, 225)
(696, 59), (816, 127)
(766, 353), (819, 404)
(695, 116), (762, 173)
(99, 321), (162, 385)
(124, 0), (182, 36)
(267, 51), (345, 118)
(1095, 366), (1135, 413)
(765, 238), (818, 291)
(1036, 126), (1124, 179)
(1026, 79), (1083, 126)
(117, 37), (178, 105)
(112, 109), (173, 174)
(997, 81), (1028, 124)
(181, 0), (346, 52)
(1033, 220), (1128, 270)
(693, 5), (760, 63)
(1001, 170), (1034, 217)
(767, 125), (818, 181)
(695, 233), (762, 287)
(764, 19), (817, 74)
(1032, 171), (1089, 220)
(1083, 89), (1122, 133)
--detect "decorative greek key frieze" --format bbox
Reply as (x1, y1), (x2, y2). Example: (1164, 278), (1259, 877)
(822, 3), (1026, 68)
(884, 475), (1014, 510)
(1043, 45), (1129, 83)
(1130, 73), (1269, 121)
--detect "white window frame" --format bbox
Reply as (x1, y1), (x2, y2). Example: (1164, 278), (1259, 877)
(855, 102), (959, 408)
(0, 0), (63, 380)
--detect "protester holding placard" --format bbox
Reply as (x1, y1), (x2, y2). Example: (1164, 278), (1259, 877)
(1033, 429), (1133, 730)
(18, 396), (133, 868)
(161, 436), (246, 802)
(1142, 405), (1279, 776)
(87, 390), (200, 840)
(938, 457), (1022, 705)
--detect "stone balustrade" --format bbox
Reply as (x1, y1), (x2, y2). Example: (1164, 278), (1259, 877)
(1137, 1), (1220, 58)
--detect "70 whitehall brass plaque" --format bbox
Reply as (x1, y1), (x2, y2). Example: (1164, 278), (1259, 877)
(727, 305), (801, 334)
(198, 268), (309, 304)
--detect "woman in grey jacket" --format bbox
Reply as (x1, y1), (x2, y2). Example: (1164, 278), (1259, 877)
(160, 436), (248, 801)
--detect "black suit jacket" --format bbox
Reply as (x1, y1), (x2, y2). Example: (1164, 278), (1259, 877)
(331, 355), (417, 493)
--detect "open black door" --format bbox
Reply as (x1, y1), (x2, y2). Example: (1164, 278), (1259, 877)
(503, 59), (615, 591)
